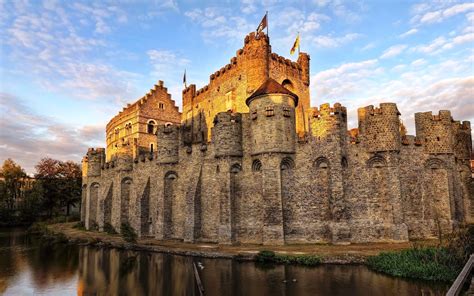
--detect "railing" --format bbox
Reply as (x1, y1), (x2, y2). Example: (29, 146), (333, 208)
(447, 254), (474, 296)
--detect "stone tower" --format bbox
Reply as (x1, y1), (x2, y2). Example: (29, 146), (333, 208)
(246, 78), (298, 245)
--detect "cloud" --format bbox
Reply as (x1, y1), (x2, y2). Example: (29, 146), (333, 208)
(184, 7), (254, 44)
(412, 32), (474, 54)
(312, 33), (361, 48)
(380, 44), (407, 59)
(412, 2), (474, 25)
(0, 93), (104, 174)
(399, 28), (418, 38)
(2, 1), (140, 102)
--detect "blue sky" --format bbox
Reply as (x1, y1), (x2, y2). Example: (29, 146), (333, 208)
(0, 0), (473, 174)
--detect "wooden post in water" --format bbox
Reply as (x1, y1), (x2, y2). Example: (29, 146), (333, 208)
(193, 262), (205, 296)
(447, 254), (474, 296)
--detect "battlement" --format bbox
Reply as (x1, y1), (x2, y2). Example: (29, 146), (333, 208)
(357, 103), (401, 152)
(212, 112), (243, 158)
(311, 103), (347, 118)
(414, 110), (452, 124)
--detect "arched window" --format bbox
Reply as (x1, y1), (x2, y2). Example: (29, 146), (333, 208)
(315, 157), (330, 169)
(280, 157), (295, 170)
(147, 120), (156, 134)
(282, 79), (294, 92)
(252, 159), (262, 172)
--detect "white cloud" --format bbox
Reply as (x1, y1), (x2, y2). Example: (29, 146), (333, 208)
(399, 28), (418, 38)
(380, 44), (407, 59)
(412, 32), (473, 54)
(414, 3), (474, 25)
(313, 33), (361, 48)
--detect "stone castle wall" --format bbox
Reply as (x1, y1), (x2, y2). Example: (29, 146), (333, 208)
(82, 98), (473, 244)
(81, 31), (472, 245)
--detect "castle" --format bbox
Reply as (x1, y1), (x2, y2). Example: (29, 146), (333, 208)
(81, 32), (473, 245)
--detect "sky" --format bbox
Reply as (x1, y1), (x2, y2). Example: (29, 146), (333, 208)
(0, 0), (473, 175)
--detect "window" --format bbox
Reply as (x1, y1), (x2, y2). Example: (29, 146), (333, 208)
(150, 143), (154, 153)
(265, 106), (274, 117)
(283, 107), (291, 117)
(159, 102), (165, 110)
(251, 110), (258, 120)
(147, 120), (156, 134)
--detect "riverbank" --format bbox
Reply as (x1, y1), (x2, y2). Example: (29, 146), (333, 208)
(44, 222), (438, 264)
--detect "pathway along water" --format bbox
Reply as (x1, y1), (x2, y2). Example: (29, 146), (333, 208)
(0, 228), (448, 295)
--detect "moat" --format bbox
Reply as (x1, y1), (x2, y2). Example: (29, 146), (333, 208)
(0, 228), (449, 295)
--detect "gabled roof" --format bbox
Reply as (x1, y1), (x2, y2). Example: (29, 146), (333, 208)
(246, 78), (298, 106)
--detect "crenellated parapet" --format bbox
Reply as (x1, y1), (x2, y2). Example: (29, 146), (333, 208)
(358, 103), (401, 152)
(309, 103), (348, 143)
(212, 112), (243, 158)
(415, 110), (454, 154)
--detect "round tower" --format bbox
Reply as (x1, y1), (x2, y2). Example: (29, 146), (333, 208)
(246, 78), (298, 155)
(415, 110), (454, 154)
(157, 124), (180, 164)
(357, 103), (401, 152)
(212, 112), (243, 158)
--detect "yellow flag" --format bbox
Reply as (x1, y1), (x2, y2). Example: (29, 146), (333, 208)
(290, 34), (300, 55)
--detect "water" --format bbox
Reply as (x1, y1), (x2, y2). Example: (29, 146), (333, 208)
(0, 228), (448, 295)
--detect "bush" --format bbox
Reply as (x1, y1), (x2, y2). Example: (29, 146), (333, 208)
(256, 250), (322, 266)
(104, 223), (117, 235)
(367, 247), (460, 282)
(121, 222), (137, 243)
(72, 221), (85, 230)
(27, 222), (49, 235)
(367, 225), (474, 283)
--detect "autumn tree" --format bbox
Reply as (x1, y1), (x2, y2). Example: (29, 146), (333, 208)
(0, 159), (27, 210)
(35, 158), (82, 217)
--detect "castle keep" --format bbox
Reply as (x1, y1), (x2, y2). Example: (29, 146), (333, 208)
(81, 32), (473, 245)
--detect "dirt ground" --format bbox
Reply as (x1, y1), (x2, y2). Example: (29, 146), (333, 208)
(49, 222), (439, 263)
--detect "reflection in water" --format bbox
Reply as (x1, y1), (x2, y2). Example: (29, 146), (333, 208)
(0, 228), (448, 295)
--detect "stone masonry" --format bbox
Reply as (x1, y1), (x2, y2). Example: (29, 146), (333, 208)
(81, 31), (473, 245)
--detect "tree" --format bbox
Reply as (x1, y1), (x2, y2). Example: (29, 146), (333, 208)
(0, 159), (26, 210)
(34, 158), (82, 217)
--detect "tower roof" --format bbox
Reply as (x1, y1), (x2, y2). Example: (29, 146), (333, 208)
(246, 78), (299, 106)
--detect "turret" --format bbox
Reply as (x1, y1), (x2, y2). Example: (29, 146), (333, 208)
(115, 141), (133, 171)
(157, 124), (180, 164)
(297, 53), (310, 86)
(309, 103), (347, 144)
(246, 78), (298, 155)
(212, 112), (243, 158)
(242, 32), (270, 94)
(453, 121), (472, 160)
(415, 110), (454, 154)
(358, 103), (401, 152)
(86, 148), (105, 177)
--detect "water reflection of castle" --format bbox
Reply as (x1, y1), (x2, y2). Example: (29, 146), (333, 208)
(77, 247), (446, 295)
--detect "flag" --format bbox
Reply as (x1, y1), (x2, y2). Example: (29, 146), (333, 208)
(256, 13), (267, 35)
(290, 33), (300, 55)
(183, 69), (187, 87)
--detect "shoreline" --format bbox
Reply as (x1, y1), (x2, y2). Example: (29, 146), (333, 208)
(45, 222), (438, 264)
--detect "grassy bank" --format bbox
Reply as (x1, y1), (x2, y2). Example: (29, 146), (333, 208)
(367, 225), (473, 282)
(255, 250), (322, 266)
